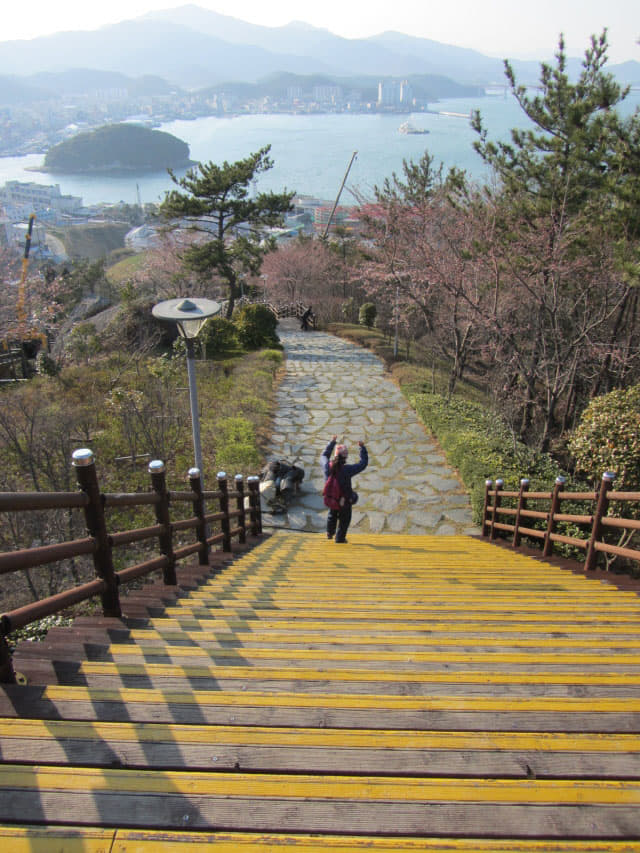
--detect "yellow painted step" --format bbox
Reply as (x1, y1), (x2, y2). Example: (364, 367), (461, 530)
(1, 719), (638, 753)
(3, 765), (640, 804)
(36, 684), (640, 711)
(110, 630), (640, 649)
(0, 826), (636, 852)
(80, 646), (640, 666)
(144, 617), (640, 634)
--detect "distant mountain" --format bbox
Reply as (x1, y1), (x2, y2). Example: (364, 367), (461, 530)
(203, 71), (479, 103)
(0, 68), (181, 107)
(0, 75), (52, 105)
(0, 19), (332, 87)
(26, 70), (180, 97)
(0, 5), (637, 89)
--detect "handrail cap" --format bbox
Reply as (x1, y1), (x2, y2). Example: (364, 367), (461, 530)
(555, 476), (567, 485)
(485, 479), (493, 487)
(247, 475), (260, 483)
(217, 471), (227, 480)
(148, 460), (165, 474)
(603, 471), (616, 481)
(495, 478), (504, 488)
(234, 474), (243, 482)
(188, 467), (200, 479)
(72, 448), (94, 467)
(520, 478), (530, 486)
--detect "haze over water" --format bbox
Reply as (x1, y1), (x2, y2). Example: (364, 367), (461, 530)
(1, 91), (639, 207)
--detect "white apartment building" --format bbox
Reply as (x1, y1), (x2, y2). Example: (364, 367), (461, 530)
(0, 181), (83, 222)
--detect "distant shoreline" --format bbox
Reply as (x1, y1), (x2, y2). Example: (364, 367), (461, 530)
(24, 161), (195, 177)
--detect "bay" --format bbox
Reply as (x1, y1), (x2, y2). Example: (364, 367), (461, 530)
(1, 92), (639, 207)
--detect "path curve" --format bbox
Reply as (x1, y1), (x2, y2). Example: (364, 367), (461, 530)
(265, 321), (478, 536)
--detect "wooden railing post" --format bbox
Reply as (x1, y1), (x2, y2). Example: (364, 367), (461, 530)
(235, 474), (247, 545)
(481, 479), (493, 538)
(149, 460), (176, 585)
(489, 478), (503, 541)
(247, 475), (262, 536)
(585, 472), (616, 571)
(72, 448), (121, 617)
(188, 467), (209, 566)
(512, 478), (529, 548)
(543, 476), (566, 558)
(217, 472), (232, 552)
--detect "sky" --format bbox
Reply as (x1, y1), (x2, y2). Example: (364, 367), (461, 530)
(1, 0), (638, 64)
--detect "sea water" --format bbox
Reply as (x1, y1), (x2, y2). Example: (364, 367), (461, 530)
(1, 92), (639, 207)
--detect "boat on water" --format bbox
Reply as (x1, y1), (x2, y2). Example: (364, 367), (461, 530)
(398, 121), (429, 135)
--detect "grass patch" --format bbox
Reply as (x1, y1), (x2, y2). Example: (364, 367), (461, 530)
(106, 252), (148, 284)
(48, 223), (130, 259)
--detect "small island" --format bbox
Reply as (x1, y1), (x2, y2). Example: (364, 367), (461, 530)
(41, 123), (192, 174)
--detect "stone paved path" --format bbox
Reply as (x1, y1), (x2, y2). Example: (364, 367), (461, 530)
(264, 321), (478, 536)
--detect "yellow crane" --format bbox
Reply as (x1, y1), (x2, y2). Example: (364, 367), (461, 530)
(16, 212), (36, 333)
(1, 213), (47, 365)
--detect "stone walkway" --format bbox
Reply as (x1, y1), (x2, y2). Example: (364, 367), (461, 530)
(264, 321), (478, 536)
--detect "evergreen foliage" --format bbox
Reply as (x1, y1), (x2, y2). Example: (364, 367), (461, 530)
(233, 303), (279, 350)
(358, 302), (377, 328)
(569, 384), (640, 490)
(43, 124), (191, 172)
(160, 146), (294, 318)
(199, 317), (239, 357)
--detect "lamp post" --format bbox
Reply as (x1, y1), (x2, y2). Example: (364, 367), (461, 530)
(152, 298), (221, 483)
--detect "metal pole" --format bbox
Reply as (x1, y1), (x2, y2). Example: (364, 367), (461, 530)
(322, 151), (357, 240)
(394, 284), (399, 358)
(184, 337), (204, 487)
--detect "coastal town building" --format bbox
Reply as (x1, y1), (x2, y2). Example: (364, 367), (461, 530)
(0, 181), (84, 223)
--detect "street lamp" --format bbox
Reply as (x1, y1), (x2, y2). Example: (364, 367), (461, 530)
(152, 297), (221, 483)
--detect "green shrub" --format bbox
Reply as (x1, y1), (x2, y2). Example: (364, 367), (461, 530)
(258, 349), (284, 367)
(408, 392), (563, 523)
(35, 351), (61, 377)
(359, 302), (377, 328)
(233, 304), (279, 350)
(568, 384), (640, 490)
(200, 317), (239, 357)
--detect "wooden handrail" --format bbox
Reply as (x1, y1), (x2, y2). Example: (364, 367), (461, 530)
(482, 471), (639, 573)
(0, 450), (263, 683)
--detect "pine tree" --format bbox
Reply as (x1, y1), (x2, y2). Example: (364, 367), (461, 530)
(161, 146), (294, 318)
(469, 32), (640, 448)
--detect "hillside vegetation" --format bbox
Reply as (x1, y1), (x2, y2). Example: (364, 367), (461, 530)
(43, 124), (192, 173)
(48, 223), (130, 259)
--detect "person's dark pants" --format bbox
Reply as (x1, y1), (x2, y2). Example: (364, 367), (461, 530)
(327, 504), (352, 542)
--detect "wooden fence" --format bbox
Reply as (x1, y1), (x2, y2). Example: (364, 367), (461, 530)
(233, 297), (315, 326)
(0, 449), (263, 683)
(482, 472), (640, 570)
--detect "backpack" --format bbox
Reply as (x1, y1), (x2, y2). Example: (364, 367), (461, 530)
(323, 473), (345, 510)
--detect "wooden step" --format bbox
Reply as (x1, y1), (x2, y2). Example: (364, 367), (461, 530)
(2, 532), (639, 842)
(0, 825), (636, 852)
(1, 764), (639, 836)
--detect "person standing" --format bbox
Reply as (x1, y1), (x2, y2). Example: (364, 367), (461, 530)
(300, 305), (314, 331)
(321, 435), (368, 543)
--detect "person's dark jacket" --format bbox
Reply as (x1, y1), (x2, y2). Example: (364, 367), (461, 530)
(321, 438), (368, 504)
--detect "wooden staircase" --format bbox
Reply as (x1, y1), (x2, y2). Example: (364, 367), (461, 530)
(1, 531), (639, 850)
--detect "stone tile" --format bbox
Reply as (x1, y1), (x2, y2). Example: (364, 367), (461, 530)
(269, 327), (474, 537)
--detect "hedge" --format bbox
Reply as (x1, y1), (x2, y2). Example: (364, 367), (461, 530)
(407, 392), (564, 524)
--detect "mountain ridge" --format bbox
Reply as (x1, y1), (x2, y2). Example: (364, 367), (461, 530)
(0, 5), (637, 89)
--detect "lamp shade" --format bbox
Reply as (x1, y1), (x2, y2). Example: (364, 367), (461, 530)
(152, 298), (221, 339)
